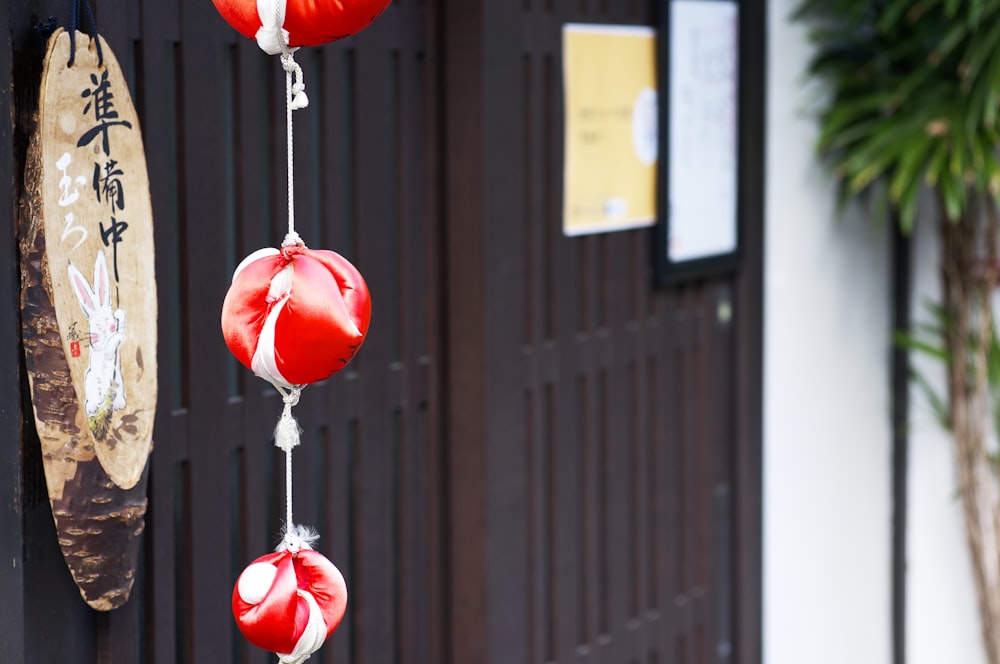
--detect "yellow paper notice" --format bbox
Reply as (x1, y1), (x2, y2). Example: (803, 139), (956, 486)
(562, 24), (657, 236)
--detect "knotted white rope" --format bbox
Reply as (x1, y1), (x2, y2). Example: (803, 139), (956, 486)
(255, 0), (308, 248)
(281, 51), (307, 248)
(254, 0), (315, 557)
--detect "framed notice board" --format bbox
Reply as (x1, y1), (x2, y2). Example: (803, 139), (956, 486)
(656, 0), (741, 283)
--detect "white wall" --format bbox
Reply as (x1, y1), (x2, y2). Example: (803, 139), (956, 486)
(764, 0), (891, 661)
(765, 2), (986, 663)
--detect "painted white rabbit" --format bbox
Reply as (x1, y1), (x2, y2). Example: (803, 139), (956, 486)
(68, 250), (127, 418)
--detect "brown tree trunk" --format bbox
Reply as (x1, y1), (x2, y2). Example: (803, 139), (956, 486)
(940, 192), (1000, 664)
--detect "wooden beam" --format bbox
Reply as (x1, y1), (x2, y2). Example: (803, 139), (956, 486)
(0, 2), (27, 660)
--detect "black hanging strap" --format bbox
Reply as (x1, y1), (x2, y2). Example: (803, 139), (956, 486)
(67, 0), (103, 68)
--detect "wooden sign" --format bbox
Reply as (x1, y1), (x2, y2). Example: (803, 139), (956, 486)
(19, 29), (157, 610)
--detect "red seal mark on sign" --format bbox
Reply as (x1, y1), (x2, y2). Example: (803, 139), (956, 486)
(70, 340), (81, 358)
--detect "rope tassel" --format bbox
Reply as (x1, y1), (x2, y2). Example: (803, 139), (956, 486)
(274, 385), (302, 537)
(274, 386), (302, 454)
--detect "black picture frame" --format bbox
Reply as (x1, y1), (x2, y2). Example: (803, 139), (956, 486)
(655, 0), (743, 285)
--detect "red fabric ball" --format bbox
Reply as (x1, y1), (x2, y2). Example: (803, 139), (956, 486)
(221, 245), (371, 387)
(232, 549), (348, 656)
(212, 0), (392, 47)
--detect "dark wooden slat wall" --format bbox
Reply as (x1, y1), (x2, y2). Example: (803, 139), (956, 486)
(0, 1), (27, 661)
(445, 1), (759, 663)
(2, 1), (763, 663)
(8, 1), (443, 662)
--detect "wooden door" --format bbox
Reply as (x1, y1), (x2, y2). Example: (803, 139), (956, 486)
(443, 1), (763, 663)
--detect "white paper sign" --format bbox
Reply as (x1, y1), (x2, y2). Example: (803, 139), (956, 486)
(668, 0), (739, 262)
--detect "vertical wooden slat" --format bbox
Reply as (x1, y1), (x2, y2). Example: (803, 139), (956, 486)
(696, 291), (713, 664)
(325, 413), (359, 664)
(645, 354), (664, 663)
(318, 45), (358, 258)
(710, 285), (736, 664)
(484, 0), (533, 660)
(177, 0), (234, 660)
(522, 42), (543, 664)
(388, 47), (404, 364)
(398, 41), (419, 658)
(628, 359), (641, 621)
(144, 36), (186, 415)
(174, 459), (193, 663)
(526, 11), (544, 661)
(605, 235), (632, 664)
(296, 47), (323, 248)
(735, 1), (766, 662)
(139, 1), (187, 651)
(390, 408), (404, 664)
(597, 367), (611, 641)
(399, 404), (426, 664)
(679, 292), (695, 663)
(95, 0), (128, 66)
(547, 12), (579, 658)
(526, 388), (541, 664)
(416, 7), (446, 660)
(354, 17), (400, 664)
(0, 1), (26, 662)
(543, 384), (557, 664)
(578, 373), (594, 654)
(523, 54), (537, 347)
(443, 0), (489, 662)
(135, 0), (171, 417)
(97, 580), (142, 663)
(541, 52), (557, 343)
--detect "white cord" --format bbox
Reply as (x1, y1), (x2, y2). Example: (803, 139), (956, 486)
(256, 0), (308, 247)
(273, 60), (306, 538)
(274, 385), (302, 536)
(280, 52), (308, 247)
(254, 0), (316, 560)
(285, 447), (293, 530)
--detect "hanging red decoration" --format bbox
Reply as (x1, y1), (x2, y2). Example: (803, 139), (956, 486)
(221, 245), (371, 388)
(214, 0), (386, 660)
(233, 544), (348, 662)
(212, 0), (392, 49)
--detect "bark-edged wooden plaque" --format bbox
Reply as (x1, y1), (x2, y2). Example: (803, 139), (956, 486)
(19, 29), (157, 611)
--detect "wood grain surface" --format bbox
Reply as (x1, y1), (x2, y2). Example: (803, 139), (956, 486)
(19, 29), (156, 611)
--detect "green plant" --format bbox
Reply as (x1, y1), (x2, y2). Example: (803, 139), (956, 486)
(795, 1), (1000, 661)
(797, 0), (1000, 229)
